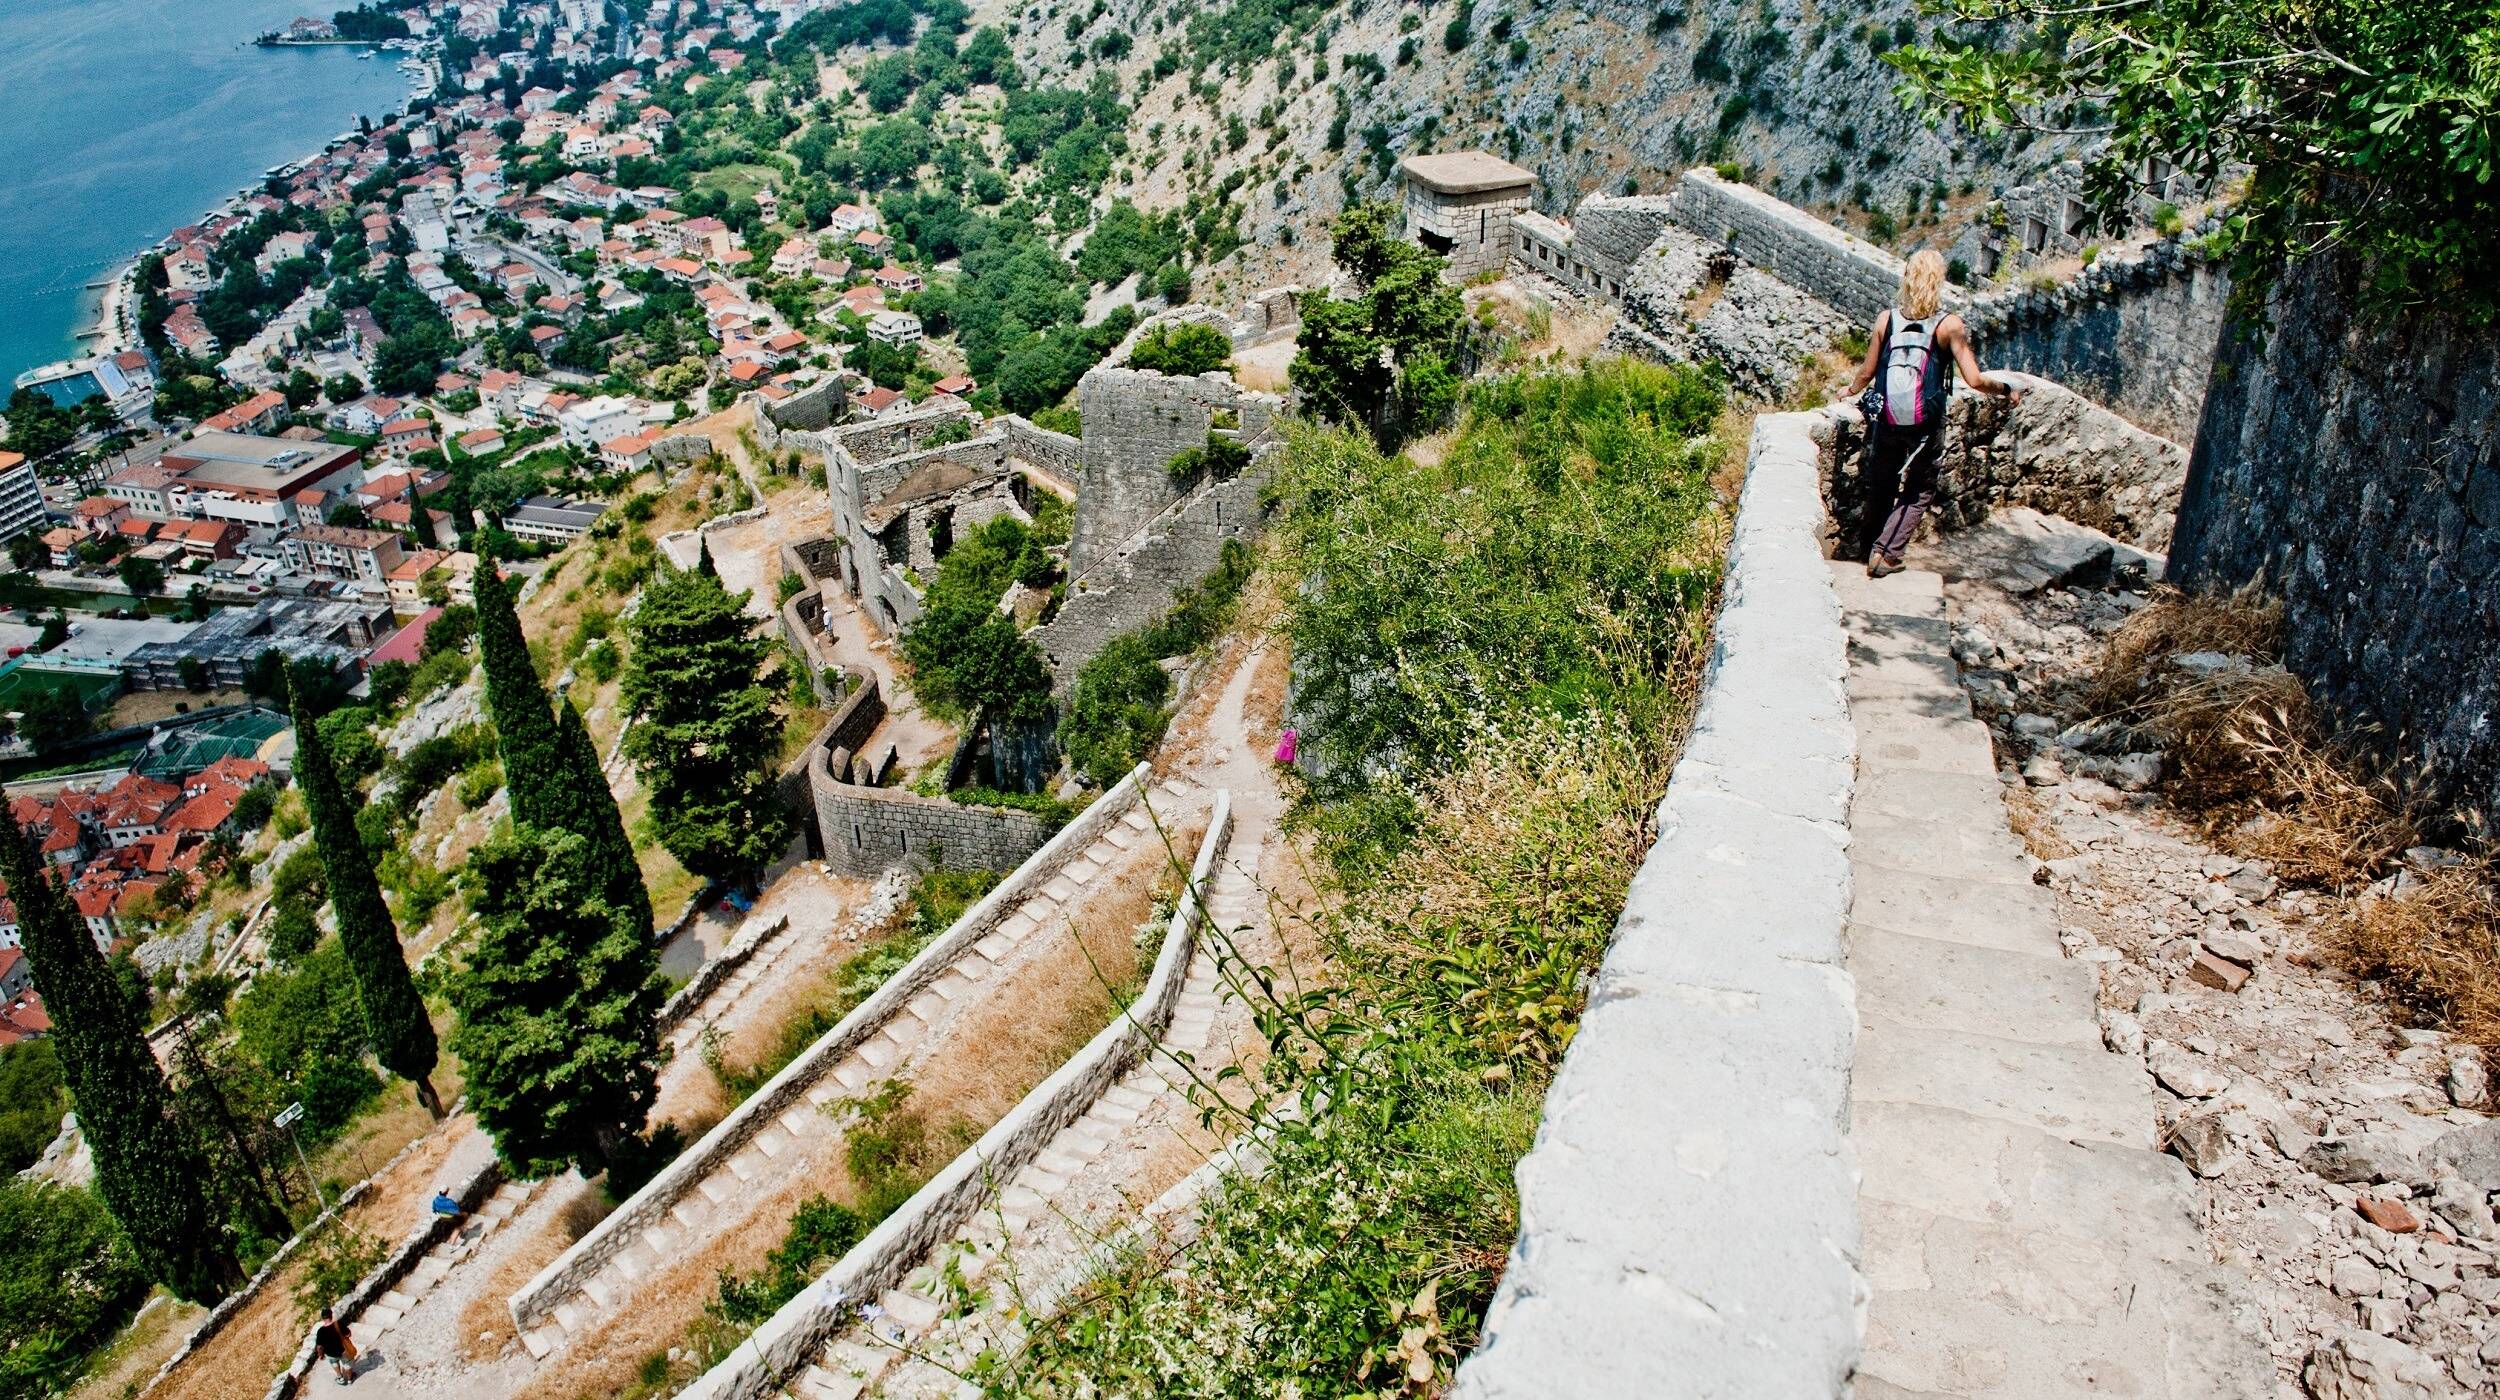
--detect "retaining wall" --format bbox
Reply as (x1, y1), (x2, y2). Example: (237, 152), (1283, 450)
(1666, 166), (1902, 325)
(1817, 378), (2189, 554)
(653, 916), (791, 1035)
(1456, 410), (1861, 1398)
(677, 789), (1233, 1400)
(2172, 249), (2500, 833)
(1033, 454), (1272, 693)
(506, 766), (1153, 1332)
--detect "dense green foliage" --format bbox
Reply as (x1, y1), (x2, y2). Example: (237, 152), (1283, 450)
(1290, 204), (1468, 441)
(291, 682), (439, 1114)
(0, 1179), (149, 1398)
(0, 814), (237, 1301)
(1894, 0), (2500, 318)
(1126, 321), (1232, 376)
(998, 363), (1727, 1395)
(0, 1043), (65, 1175)
(451, 826), (664, 1177)
(229, 944), (385, 1138)
(895, 517), (1057, 724)
(709, 1195), (866, 1326)
(622, 563), (791, 886)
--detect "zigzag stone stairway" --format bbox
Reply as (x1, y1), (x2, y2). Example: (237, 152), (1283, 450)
(348, 1177), (543, 1353)
(518, 778), (1211, 1362)
(787, 819), (1269, 1400)
(1835, 560), (2273, 1397)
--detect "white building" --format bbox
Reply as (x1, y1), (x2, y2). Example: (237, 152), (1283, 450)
(0, 452), (45, 543)
(865, 309), (924, 348)
(557, 395), (649, 450)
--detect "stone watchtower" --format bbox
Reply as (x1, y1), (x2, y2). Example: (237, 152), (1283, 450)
(1397, 151), (1535, 282)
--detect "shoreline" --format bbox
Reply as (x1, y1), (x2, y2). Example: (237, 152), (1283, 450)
(47, 43), (435, 377)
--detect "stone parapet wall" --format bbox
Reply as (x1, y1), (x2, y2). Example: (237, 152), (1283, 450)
(507, 767), (1151, 1333)
(1666, 166), (1903, 325)
(757, 377), (847, 439)
(1002, 414), (1082, 482)
(676, 790), (1233, 1400)
(1457, 410), (1860, 1399)
(812, 761), (1052, 877)
(1816, 380), (2189, 554)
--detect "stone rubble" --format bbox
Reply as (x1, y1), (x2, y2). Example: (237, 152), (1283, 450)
(1912, 514), (2500, 1398)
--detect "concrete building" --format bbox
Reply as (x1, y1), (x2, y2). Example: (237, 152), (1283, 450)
(119, 596), (391, 691)
(0, 451), (46, 543)
(154, 432), (362, 527)
(499, 495), (608, 544)
(1398, 151), (1536, 282)
(282, 524), (405, 586)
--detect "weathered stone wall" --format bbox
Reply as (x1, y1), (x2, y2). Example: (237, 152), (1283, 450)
(1665, 166), (1903, 325)
(1034, 453), (1271, 691)
(1565, 194), (1677, 295)
(1068, 367), (1283, 577)
(757, 376), (846, 437)
(508, 767), (1150, 1334)
(812, 758), (1051, 877)
(2172, 253), (2500, 832)
(1963, 227), (2231, 444)
(1002, 414), (1083, 481)
(675, 791), (1232, 1400)
(1816, 380), (2190, 553)
(1609, 225), (1852, 400)
(1457, 410), (1860, 1398)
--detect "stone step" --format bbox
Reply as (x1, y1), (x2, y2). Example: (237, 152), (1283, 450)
(754, 1125), (793, 1158)
(1018, 1163), (1068, 1194)
(1032, 1145), (1090, 1178)
(1828, 561), (1945, 620)
(1120, 809), (1152, 831)
(1844, 628), (1970, 707)
(1851, 695), (2001, 778)
(856, 1036), (900, 1070)
(1849, 808), (2039, 887)
(880, 1288), (945, 1330)
(1852, 925), (2101, 1048)
(1854, 1021), (2153, 1150)
(906, 989), (949, 1022)
(1063, 857), (1103, 882)
(520, 1325), (559, 1360)
(581, 1272), (617, 1309)
(552, 1300), (585, 1333)
(695, 1173), (736, 1205)
(930, 967), (978, 999)
(1853, 766), (2018, 827)
(972, 933), (1013, 961)
(796, 1363), (865, 1400)
(1042, 877), (1080, 902)
(1861, 1192), (2270, 1399)
(1851, 861), (2064, 957)
(379, 1287), (415, 1311)
(1104, 825), (1139, 849)
(615, 1242), (654, 1281)
(407, 1256), (451, 1287)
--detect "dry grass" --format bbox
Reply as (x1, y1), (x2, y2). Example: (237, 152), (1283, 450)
(2328, 862), (2500, 1062)
(2004, 786), (2078, 861)
(2084, 586), (2500, 1068)
(457, 1188), (582, 1363)
(64, 1293), (199, 1400)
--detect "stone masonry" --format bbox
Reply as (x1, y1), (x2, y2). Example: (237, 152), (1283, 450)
(1067, 365), (1283, 577)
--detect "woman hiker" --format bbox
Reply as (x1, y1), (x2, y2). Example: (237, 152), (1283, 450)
(1846, 248), (2026, 577)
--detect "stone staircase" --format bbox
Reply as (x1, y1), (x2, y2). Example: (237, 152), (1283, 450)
(784, 821), (1265, 1400)
(517, 779), (1210, 1363)
(1834, 561), (2270, 1398)
(348, 1178), (542, 1353)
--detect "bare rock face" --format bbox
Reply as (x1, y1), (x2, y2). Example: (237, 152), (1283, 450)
(2301, 1330), (2453, 1399)
(2166, 1112), (2234, 1177)
(2428, 1120), (2500, 1190)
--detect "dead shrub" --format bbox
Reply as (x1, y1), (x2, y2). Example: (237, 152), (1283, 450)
(2083, 583), (2284, 716)
(2326, 862), (2500, 1059)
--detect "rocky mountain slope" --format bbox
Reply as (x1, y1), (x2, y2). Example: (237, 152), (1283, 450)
(968, 0), (2073, 300)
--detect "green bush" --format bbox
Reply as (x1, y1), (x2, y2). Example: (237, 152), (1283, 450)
(0, 1042), (66, 1174)
(1126, 321), (1233, 376)
(0, 1179), (149, 1396)
(1059, 537), (1253, 785)
(710, 1193), (867, 1326)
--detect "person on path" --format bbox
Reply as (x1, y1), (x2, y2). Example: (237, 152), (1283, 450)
(1846, 249), (2026, 576)
(314, 1306), (359, 1383)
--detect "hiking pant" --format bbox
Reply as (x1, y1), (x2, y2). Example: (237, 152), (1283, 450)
(1863, 422), (1944, 561)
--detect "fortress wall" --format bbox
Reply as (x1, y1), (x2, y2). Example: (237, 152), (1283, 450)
(1666, 166), (1903, 325)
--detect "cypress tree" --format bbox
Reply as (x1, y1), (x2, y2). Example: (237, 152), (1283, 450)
(0, 816), (239, 1302)
(291, 681), (442, 1117)
(450, 825), (662, 1176)
(553, 697), (653, 938)
(473, 565), (565, 824)
(472, 564), (652, 936)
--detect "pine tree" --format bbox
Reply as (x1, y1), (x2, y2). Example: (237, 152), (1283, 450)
(290, 680), (442, 1117)
(407, 493), (439, 549)
(449, 826), (663, 1176)
(0, 815), (239, 1302)
(622, 562), (792, 888)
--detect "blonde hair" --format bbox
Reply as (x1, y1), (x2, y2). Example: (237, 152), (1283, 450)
(1899, 249), (1947, 320)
